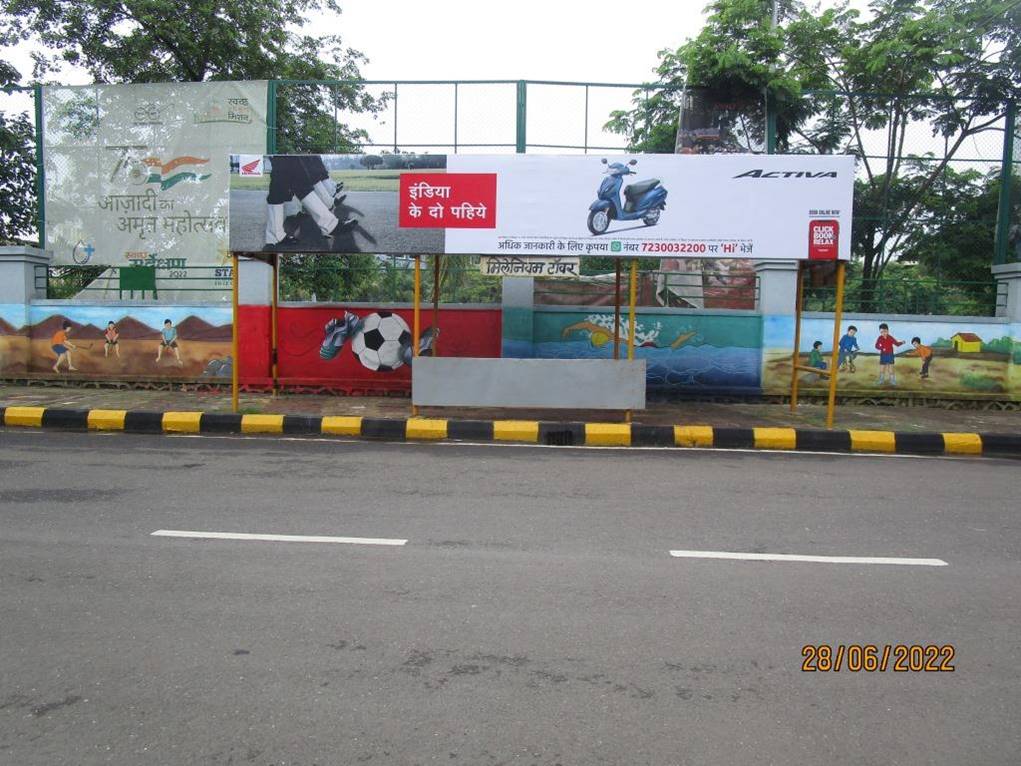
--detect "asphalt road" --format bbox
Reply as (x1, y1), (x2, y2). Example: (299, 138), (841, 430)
(1, 430), (1019, 765)
(229, 189), (444, 254)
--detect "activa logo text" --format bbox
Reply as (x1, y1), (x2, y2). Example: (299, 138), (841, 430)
(733, 169), (838, 178)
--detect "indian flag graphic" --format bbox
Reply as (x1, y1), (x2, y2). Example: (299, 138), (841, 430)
(133, 156), (212, 190)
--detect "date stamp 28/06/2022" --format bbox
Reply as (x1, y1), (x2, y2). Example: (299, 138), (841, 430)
(802, 644), (955, 672)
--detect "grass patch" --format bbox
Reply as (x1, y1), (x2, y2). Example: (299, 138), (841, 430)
(960, 373), (1004, 392)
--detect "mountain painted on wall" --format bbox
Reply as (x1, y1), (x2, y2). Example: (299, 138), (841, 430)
(13, 314), (231, 341)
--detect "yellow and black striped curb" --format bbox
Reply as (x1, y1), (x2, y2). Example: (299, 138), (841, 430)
(1, 405), (1019, 458)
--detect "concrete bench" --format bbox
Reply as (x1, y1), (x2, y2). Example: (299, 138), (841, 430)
(412, 357), (646, 410)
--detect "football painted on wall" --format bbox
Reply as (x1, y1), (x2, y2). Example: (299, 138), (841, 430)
(228, 153), (854, 260)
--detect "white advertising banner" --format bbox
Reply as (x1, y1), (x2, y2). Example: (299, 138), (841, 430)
(228, 152), (853, 261)
(44, 81), (268, 268)
(443, 154), (853, 260)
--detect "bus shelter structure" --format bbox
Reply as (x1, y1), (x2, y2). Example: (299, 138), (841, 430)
(227, 253), (646, 419)
(228, 253), (847, 427)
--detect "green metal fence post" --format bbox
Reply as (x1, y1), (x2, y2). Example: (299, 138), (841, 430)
(994, 100), (1015, 265)
(34, 84), (45, 247)
(516, 80), (527, 153)
(266, 80), (277, 153)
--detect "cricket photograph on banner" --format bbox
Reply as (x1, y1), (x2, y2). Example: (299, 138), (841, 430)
(228, 153), (854, 260)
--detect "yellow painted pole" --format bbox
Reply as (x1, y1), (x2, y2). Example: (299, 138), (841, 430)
(613, 260), (622, 360)
(627, 258), (638, 362)
(412, 255), (421, 416)
(432, 254), (441, 356)
(271, 254), (279, 397)
(231, 253), (239, 414)
(625, 258), (638, 423)
(825, 260), (846, 429)
(789, 261), (804, 414)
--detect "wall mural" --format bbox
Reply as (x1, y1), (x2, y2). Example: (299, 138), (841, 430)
(763, 316), (1020, 396)
(531, 310), (762, 393)
(0, 304), (233, 378)
(264, 305), (502, 388)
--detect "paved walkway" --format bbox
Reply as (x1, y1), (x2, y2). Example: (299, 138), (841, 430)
(2, 383), (1019, 433)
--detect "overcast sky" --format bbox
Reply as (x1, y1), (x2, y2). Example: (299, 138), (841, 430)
(3, 0), (891, 154)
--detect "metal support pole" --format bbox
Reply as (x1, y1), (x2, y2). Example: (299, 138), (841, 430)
(393, 83), (399, 153)
(789, 261), (804, 414)
(34, 84), (45, 246)
(627, 259), (638, 362)
(515, 80), (527, 153)
(271, 254), (279, 397)
(266, 80), (277, 153)
(613, 260), (622, 360)
(765, 92), (777, 154)
(412, 255), (421, 416)
(583, 85), (590, 154)
(453, 83), (459, 153)
(231, 253), (239, 414)
(626, 259), (638, 423)
(994, 101), (1016, 266)
(825, 261), (846, 429)
(432, 254), (441, 356)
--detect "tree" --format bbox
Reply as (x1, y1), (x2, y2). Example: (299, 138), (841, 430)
(0, 61), (36, 244)
(360, 154), (383, 170)
(0, 0), (384, 153)
(606, 0), (1021, 306)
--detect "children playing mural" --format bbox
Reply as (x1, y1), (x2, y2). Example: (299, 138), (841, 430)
(0, 308), (234, 378)
(875, 322), (905, 386)
(910, 337), (934, 379)
(51, 322), (78, 372)
(767, 319), (1012, 395)
(838, 325), (859, 372)
(156, 319), (183, 366)
(104, 321), (120, 359)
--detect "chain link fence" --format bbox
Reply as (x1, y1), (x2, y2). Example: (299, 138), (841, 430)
(2, 80), (1017, 314)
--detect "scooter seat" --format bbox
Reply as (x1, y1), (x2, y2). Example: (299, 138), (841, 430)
(624, 179), (661, 199)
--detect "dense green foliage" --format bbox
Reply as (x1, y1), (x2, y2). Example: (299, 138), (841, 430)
(606, 0), (1021, 307)
(0, 61), (36, 244)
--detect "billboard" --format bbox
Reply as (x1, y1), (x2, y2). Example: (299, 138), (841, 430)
(228, 153), (854, 260)
(43, 81), (268, 269)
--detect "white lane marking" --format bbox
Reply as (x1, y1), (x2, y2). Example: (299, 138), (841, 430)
(669, 549), (947, 566)
(152, 530), (407, 546)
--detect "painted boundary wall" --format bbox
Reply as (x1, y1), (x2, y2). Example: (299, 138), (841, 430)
(2, 250), (1019, 400)
(2, 301), (1019, 400)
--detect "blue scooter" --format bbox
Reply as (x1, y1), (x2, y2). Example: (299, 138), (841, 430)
(587, 158), (667, 235)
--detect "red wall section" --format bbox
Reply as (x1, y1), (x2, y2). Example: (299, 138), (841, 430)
(238, 305), (272, 383)
(238, 304), (501, 392)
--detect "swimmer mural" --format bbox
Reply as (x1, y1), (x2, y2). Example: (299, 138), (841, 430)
(530, 311), (762, 394)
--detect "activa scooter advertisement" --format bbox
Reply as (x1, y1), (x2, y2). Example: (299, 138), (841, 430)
(586, 159), (668, 235)
(229, 153), (854, 261)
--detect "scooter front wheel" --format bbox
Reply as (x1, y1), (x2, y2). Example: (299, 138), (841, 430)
(642, 208), (662, 226)
(587, 209), (610, 235)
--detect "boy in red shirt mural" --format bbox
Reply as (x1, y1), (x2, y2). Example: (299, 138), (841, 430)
(874, 322), (904, 386)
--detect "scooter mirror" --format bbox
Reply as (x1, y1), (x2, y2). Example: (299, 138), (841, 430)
(601, 159), (608, 164)
(628, 160), (638, 166)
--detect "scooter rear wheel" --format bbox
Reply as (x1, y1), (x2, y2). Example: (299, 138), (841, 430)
(587, 209), (610, 235)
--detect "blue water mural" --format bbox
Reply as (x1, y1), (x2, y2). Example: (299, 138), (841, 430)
(534, 341), (761, 391)
(530, 310), (763, 392)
